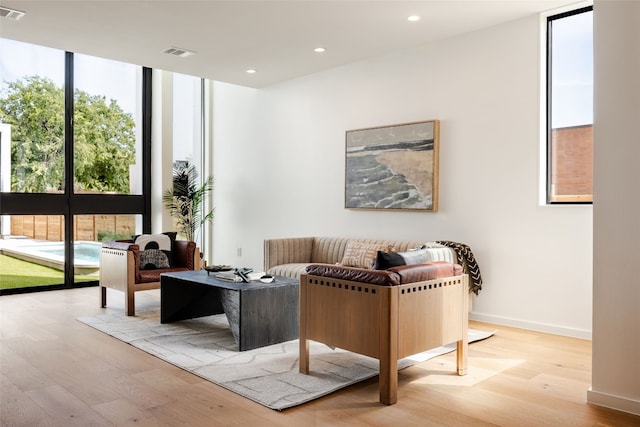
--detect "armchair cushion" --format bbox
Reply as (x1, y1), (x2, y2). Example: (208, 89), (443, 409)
(306, 264), (401, 286)
(139, 248), (171, 270)
(305, 261), (462, 286)
(387, 262), (463, 283)
(133, 232), (177, 268)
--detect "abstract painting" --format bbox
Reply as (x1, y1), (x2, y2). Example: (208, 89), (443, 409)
(345, 120), (439, 211)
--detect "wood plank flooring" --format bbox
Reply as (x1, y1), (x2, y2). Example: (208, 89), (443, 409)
(1, 287), (639, 426)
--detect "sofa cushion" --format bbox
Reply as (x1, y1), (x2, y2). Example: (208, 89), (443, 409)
(267, 263), (310, 279)
(311, 237), (350, 264)
(374, 245), (429, 270)
(339, 240), (393, 269)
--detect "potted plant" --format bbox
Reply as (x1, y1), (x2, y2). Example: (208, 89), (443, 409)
(162, 161), (214, 243)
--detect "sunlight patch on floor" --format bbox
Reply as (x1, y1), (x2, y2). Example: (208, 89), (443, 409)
(413, 357), (525, 386)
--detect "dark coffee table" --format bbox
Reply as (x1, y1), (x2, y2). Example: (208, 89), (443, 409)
(160, 270), (299, 351)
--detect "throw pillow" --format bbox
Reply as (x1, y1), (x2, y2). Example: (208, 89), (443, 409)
(340, 241), (393, 269)
(139, 248), (171, 270)
(374, 245), (429, 270)
(134, 233), (174, 269)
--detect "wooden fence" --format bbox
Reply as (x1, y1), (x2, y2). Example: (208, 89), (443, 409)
(10, 215), (136, 241)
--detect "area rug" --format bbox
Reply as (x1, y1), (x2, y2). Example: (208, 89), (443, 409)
(78, 297), (493, 411)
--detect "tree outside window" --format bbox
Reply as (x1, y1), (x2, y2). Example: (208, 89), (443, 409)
(0, 75), (135, 193)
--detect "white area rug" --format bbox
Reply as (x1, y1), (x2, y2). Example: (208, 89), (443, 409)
(78, 295), (493, 411)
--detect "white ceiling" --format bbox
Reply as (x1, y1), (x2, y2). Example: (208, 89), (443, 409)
(0, 0), (582, 88)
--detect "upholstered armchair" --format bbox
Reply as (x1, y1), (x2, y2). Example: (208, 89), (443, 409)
(100, 233), (200, 316)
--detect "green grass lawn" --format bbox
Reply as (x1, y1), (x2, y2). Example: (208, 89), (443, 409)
(0, 254), (97, 290)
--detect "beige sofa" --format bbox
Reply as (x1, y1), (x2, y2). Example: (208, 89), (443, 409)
(263, 236), (457, 279)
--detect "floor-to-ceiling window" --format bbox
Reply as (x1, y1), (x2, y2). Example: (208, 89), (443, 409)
(73, 53), (143, 196)
(0, 38), (151, 294)
(0, 41), (67, 291)
(171, 73), (209, 250)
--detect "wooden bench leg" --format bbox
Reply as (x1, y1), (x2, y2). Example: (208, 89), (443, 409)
(457, 339), (468, 375)
(379, 287), (398, 405)
(299, 338), (309, 374)
(379, 351), (397, 405)
(457, 278), (469, 376)
(299, 275), (309, 374)
(125, 286), (135, 316)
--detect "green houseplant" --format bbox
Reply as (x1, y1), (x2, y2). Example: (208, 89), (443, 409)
(162, 161), (214, 242)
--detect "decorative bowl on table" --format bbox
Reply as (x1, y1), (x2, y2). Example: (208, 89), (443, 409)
(204, 265), (233, 274)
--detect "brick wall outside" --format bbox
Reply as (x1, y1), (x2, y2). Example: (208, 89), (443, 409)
(550, 124), (593, 201)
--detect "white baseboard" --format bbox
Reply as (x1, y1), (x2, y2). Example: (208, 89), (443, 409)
(587, 388), (640, 416)
(469, 312), (592, 340)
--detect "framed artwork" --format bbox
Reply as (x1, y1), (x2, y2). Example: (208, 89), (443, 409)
(345, 120), (439, 211)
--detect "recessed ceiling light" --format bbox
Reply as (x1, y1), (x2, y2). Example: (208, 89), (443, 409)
(246, 69), (257, 74)
(314, 47), (326, 53)
(407, 15), (421, 22)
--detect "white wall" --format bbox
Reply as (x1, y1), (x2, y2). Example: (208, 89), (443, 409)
(210, 82), (261, 264)
(0, 124), (11, 236)
(152, 70), (175, 234)
(588, 1), (640, 415)
(212, 15), (593, 338)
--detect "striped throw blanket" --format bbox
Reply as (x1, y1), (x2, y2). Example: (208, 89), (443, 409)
(436, 241), (483, 295)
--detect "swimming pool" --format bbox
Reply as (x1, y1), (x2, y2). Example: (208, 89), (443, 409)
(34, 242), (101, 263)
(0, 241), (101, 275)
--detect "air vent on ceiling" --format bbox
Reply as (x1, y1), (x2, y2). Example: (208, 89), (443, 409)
(0, 6), (26, 21)
(163, 47), (195, 58)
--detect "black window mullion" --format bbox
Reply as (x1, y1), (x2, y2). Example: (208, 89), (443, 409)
(142, 67), (152, 234)
(546, 18), (554, 204)
(0, 193), (67, 214)
(64, 51), (74, 286)
(71, 194), (145, 214)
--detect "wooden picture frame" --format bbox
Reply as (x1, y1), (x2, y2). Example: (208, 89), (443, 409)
(345, 120), (439, 211)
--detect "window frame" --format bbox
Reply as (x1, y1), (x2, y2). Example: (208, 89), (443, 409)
(545, 5), (594, 205)
(0, 44), (153, 293)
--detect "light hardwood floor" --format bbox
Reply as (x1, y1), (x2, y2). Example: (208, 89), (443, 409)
(1, 287), (638, 427)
